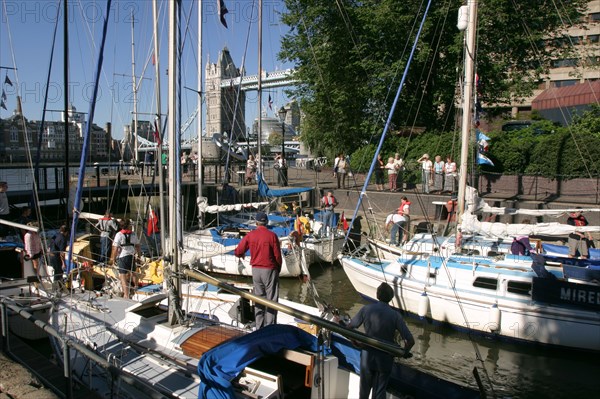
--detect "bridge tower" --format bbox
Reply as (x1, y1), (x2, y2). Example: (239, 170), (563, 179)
(205, 48), (246, 140)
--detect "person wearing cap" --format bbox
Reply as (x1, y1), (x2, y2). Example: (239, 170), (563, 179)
(567, 209), (593, 259)
(340, 282), (414, 399)
(234, 212), (282, 328)
(417, 153), (433, 194)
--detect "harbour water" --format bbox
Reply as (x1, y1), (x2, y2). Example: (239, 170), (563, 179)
(279, 263), (600, 399)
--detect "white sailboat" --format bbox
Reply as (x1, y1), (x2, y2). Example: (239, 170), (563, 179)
(340, 1), (600, 352)
(45, 2), (481, 398)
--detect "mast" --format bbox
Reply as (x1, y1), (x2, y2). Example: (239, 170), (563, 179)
(152, 0), (166, 252)
(257, 0), (263, 173)
(456, 0), (478, 222)
(131, 10), (139, 163)
(167, 0), (183, 326)
(197, 0), (204, 227)
(63, 0), (69, 219)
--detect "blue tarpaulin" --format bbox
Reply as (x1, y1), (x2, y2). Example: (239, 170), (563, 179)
(257, 173), (312, 198)
(197, 325), (318, 399)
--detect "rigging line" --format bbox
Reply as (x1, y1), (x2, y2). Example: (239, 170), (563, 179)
(297, 13), (334, 112)
(33, 0), (62, 213)
(333, 0), (359, 49)
(67, 0), (114, 277)
(511, 0), (599, 179)
(74, 0), (128, 132)
(402, 0), (453, 159)
(0, 0), (47, 238)
(345, 0), (433, 242)
(223, 0), (258, 170)
(346, 1), (425, 176)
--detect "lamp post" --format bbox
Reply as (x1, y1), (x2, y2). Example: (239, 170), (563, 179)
(278, 106), (288, 186)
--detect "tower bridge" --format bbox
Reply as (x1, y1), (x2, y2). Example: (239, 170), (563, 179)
(220, 69), (297, 91)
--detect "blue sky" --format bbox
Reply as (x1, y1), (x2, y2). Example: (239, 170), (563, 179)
(0, 0), (293, 140)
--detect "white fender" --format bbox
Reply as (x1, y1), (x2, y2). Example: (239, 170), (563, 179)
(418, 292), (430, 318)
(488, 303), (501, 332)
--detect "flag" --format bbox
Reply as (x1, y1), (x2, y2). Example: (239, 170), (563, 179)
(477, 129), (490, 153)
(477, 153), (494, 166)
(268, 94), (273, 111)
(4, 76), (12, 86)
(218, 0), (229, 28)
(1, 90), (6, 101)
(0, 99), (6, 110)
(340, 211), (349, 231)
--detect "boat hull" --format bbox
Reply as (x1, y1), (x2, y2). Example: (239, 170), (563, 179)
(341, 256), (600, 351)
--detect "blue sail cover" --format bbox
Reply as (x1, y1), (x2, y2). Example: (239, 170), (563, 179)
(257, 173), (311, 198)
(197, 325), (318, 399)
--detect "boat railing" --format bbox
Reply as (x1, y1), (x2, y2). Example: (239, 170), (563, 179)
(0, 298), (173, 399)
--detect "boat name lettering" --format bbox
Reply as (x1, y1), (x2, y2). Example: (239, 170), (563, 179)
(560, 287), (600, 305)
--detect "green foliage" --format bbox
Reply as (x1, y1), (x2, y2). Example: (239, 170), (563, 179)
(486, 115), (600, 178)
(280, 0), (587, 156)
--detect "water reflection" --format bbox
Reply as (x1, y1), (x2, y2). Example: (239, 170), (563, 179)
(280, 262), (600, 399)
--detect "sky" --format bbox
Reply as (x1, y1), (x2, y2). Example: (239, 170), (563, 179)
(0, 0), (294, 141)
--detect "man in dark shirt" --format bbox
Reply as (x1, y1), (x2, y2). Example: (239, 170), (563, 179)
(345, 282), (415, 399)
(49, 225), (70, 281)
(234, 212), (282, 328)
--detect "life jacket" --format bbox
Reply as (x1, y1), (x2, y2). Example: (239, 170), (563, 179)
(322, 196), (336, 210)
(397, 200), (411, 215)
(119, 229), (134, 247)
(571, 215), (587, 226)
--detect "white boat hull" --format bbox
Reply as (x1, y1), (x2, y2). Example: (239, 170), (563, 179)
(341, 255), (600, 351)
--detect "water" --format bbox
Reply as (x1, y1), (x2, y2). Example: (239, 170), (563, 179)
(279, 262), (600, 399)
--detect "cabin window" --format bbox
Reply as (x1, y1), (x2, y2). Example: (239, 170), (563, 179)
(473, 277), (497, 291)
(507, 281), (531, 296)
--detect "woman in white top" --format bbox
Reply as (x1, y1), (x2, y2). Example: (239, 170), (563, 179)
(443, 155), (457, 193)
(432, 155), (445, 193)
(417, 154), (433, 194)
(385, 157), (397, 191)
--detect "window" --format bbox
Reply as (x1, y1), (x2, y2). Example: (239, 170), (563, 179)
(473, 277), (497, 291)
(550, 79), (579, 88)
(507, 281), (531, 296)
(588, 35), (599, 43)
(552, 58), (578, 68)
(589, 12), (600, 22)
(10, 127), (18, 143)
(586, 56), (600, 66)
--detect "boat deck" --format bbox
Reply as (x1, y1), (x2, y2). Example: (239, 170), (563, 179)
(181, 325), (245, 358)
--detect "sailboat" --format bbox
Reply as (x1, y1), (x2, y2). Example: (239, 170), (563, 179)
(340, 1), (600, 352)
(43, 1), (485, 398)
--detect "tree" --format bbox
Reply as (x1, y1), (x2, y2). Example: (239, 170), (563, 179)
(280, 0), (588, 158)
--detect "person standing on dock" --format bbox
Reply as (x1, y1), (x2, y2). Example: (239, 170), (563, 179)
(110, 219), (142, 299)
(234, 212), (282, 329)
(418, 154), (432, 194)
(341, 282), (414, 399)
(95, 211), (118, 265)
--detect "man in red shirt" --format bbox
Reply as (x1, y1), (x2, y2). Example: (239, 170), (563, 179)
(234, 212), (282, 328)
